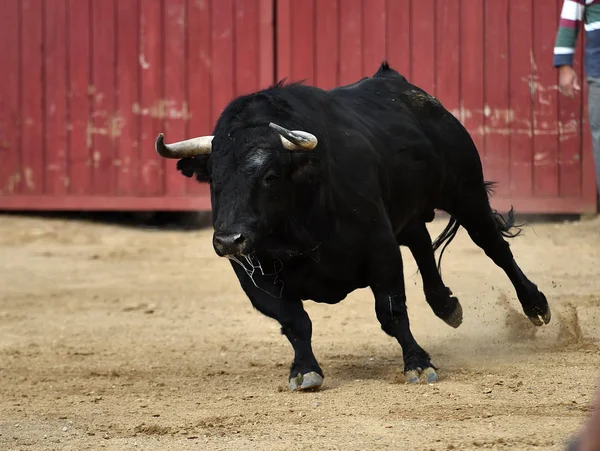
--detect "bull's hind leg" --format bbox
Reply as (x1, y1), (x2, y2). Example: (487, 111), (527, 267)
(369, 232), (438, 384)
(397, 220), (463, 328)
(448, 184), (551, 326)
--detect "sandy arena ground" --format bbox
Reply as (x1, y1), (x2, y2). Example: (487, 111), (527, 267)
(1, 212), (600, 451)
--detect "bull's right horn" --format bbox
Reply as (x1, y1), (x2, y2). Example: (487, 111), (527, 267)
(155, 133), (213, 158)
(269, 122), (318, 151)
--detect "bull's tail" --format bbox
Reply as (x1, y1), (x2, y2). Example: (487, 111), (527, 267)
(432, 181), (524, 275)
(491, 207), (523, 239)
(484, 180), (524, 239)
(431, 216), (461, 275)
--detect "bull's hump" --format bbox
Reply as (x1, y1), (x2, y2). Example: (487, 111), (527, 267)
(406, 89), (441, 109)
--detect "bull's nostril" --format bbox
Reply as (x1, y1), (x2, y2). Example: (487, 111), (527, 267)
(213, 232), (248, 255)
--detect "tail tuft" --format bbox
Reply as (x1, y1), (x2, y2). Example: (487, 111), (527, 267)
(492, 206), (524, 238)
(431, 216), (461, 276)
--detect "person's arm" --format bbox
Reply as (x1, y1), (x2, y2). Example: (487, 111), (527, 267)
(554, 0), (585, 98)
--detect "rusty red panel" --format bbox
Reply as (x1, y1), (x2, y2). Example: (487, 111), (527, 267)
(235, 0), (261, 95)
(460, 0), (485, 159)
(139, 0), (164, 196)
(386, 0), (411, 79)
(44, 0), (69, 195)
(508, 0), (534, 197)
(339, 0), (362, 85)
(434, 1), (460, 115)
(212, 0), (235, 120)
(186, 0), (212, 197)
(116, 0), (140, 195)
(91, 0), (117, 195)
(484, 0), (510, 197)
(315, 0), (338, 89)
(363, 0), (386, 76)
(163, 0), (188, 196)
(20, 0), (44, 194)
(0, 0), (21, 196)
(276, 0), (291, 83)
(411, 0), (435, 95)
(258, 0), (274, 89)
(532, 0), (560, 197)
(290, 0), (315, 84)
(1, 0), (597, 214)
(68, 0), (92, 195)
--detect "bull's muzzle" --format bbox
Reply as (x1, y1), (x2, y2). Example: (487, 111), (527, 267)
(213, 231), (249, 257)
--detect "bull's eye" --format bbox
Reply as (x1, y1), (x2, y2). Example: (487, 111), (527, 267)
(263, 173), (279, 187)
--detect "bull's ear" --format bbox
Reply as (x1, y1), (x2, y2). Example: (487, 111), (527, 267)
(176, 155), (211, 183)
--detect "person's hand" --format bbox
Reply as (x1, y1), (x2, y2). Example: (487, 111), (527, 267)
(559, 65), (581, 98)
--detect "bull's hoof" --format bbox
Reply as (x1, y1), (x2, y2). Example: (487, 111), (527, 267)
(289, 371), (324, 392)
(426, 288), (463, 329)
(443, 301), (463, 329)
(528, 307), (551, 326)
(405, 366), (438, 384)
(526, 292), (551, 327)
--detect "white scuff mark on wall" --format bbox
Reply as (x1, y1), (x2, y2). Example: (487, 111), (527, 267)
(167, 2), (185, 26)
(450, 107), (517, 127)
(139, 54), (150, 70)
(86, 115), (125, 148)
(199, 50), (212, 69)
(132, 100), (192, 120)
(92, 151), (101, 169)
(24, 167), (35, 191)
(140, 160), (163, 186)
(558, 119), (579, 141)
(3, 172), (21, 194)
(530, 49), (538, 74)
(471, 124), (577, 138)
(449, 105), (578, 141)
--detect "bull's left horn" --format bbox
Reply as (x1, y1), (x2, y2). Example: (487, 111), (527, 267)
(155, 133), (213, 158)
(269, 122), (318, 151)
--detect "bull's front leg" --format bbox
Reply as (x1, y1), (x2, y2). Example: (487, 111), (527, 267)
(231, 263), (324, 392)
(368, 232), (438, 384)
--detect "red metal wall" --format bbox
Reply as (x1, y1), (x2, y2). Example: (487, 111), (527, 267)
(0, 0), (597, 214)
(277, 0), (598, 214)
(0, 0), (273, 211)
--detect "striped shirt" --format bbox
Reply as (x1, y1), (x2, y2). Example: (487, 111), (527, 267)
(554, 0), (600, 78)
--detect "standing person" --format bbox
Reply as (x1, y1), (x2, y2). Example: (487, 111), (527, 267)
(554, 0), (600, 206)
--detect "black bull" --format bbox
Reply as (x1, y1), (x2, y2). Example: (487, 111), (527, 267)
(155, 62), (551, 391)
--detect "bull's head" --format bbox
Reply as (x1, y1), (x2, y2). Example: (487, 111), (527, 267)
(155, 122), (319, 258)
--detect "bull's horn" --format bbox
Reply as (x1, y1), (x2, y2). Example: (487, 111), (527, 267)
(269, 122), (318, 151)
(155, 133), (213, 158)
